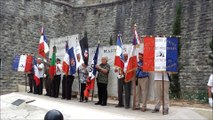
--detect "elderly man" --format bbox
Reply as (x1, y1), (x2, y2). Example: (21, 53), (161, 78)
(208, 74), (213, 107)
(37, 58), (44, 95)
(95, 56), (110, 106)
(135, 52), (149, 111)
(114, 53), (131, 109)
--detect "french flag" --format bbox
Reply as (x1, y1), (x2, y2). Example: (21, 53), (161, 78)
(125, 29), (139, 82)
(114, 33), (124, 70)
(62, 41), (70, 75)
(38, 27), (49, 58)
(143, 37), (178, 72)
(12, 54), (33, 72)
(33, 59), (40, 86)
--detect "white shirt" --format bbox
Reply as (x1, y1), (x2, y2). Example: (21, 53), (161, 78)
(207, 74), (213, 93)
(56, 63), (62, 75)
(124, 61), (128, 73)
(154, 72), (169, 81)
(37, 63), (44, 78)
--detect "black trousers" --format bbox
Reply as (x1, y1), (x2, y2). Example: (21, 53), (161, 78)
(124, 81), (132, 107)
(62, 75), (74, 100)
(117, 78), (132, 107)
(33, 79), (38, 94)
(80, 83), (87, 101)
(27, 73), (34, 92)
(45, 75), (51, 96)
(97, 82), (108, 105)
(117, 77), (124, 106)
(51, 75), (61, 98)
(38, 78), (43, 95)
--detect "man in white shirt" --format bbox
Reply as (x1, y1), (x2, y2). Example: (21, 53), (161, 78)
(152, 72), (170, 115)
(51, 58), (62, 98)
(37, 58), (44, 95)
(207, 74), (213, 107)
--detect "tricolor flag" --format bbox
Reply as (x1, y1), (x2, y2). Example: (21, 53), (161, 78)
(33, 59), (40, 86)
(12, 54), (33, 72)
(62, 41), (70, 75)
(38, 27), (49, 58)
(68, 47), (76, 75)
(114, 33), (124, 70)
(125, 30), (139, 82)
(143, 37), (178, 72)
(49, 46), (56, 79)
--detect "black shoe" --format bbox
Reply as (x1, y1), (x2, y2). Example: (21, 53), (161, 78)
(28, 91), (32, 93)
(61, 97), (65, 99)
(163, 109), (169, 115)
(79, 100), (83, 102)
(83, 100), (88, 103)
(152, 109), (159, 113)
(101, 104), (107, 106)
(115, 104), (124, 108)
(125, 106), (130, 109)
(95, 102), (101, 105)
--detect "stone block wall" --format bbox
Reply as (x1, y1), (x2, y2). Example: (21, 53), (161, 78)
(0, 0), (212, 95)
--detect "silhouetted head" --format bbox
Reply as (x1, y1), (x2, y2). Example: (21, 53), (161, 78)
(44, 109), (63, 120)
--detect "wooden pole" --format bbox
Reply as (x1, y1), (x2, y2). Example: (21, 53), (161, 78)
(91, 78), (95, 102)
(25, 73), (27, 92)
(162, 72), (165, 115)
(132, 72), (136, 110)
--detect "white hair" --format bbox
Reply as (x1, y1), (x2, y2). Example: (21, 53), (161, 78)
(102, 56), (108, 61)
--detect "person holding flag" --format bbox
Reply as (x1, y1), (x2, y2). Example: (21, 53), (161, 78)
(78, 33), (89, 102)
(84, 44), (99, 101)
(37, 58), (44, 95)
(51, 58), (62, 98)
(125, 24), (141, 109)
(95, 56), (110, 106)
(135, 52), (150, 112)
(114, 33), (131, 108)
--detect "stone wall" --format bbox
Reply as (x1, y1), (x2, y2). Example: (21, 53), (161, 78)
(0, 0), (212, 95)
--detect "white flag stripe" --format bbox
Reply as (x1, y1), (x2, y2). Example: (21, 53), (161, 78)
(18, 55), (27, 72)
(154, 37), (167, 71)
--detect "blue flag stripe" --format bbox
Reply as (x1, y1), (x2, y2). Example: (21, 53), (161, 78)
(166, 37), (178, 72)
(92, 44), (99, 76)
(12, 55), (20, 71)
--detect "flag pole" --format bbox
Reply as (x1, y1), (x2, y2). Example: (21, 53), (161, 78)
(78, 68), (81, 101)
(25, 73), (27, 92)
(162, 71), (165, 115)
(91, 78), (94, 102)
(132, 71), (136, 110)
(132, 23), (137, 110)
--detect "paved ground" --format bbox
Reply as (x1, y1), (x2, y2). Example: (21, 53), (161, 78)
(1, 92), (212, 120)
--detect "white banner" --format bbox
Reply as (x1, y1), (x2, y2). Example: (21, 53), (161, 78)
(155, 37), (167, 71)
(18, 55), (27, 72)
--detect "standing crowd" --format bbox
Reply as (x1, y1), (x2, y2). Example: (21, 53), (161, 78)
(27, 52), (213, 115)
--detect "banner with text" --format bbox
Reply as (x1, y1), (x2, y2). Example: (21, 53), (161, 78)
(143, 37), (178, 72)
